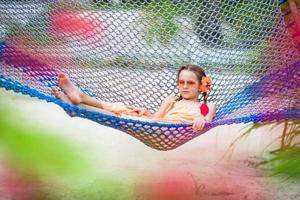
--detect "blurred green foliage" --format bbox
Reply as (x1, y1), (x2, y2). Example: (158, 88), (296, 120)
(0, 99), (87, 178)
(92, 0), (184, 44)
(142, 0), (184, 44)
(218, 1), (278, 48)
(228, 119), (300, 179)
(0, 94), (135, 199)
(269, 146), (300, 179)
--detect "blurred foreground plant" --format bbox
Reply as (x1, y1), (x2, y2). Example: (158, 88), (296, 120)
(0, 100), (87, 178)
(227, 119), (300, 179)
(0, 94), (134, 200)
(0, 96), (90, 200)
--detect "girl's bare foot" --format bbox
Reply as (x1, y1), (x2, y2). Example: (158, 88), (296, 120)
(52, 87), (72, 103)
(57, 73), (85, 105)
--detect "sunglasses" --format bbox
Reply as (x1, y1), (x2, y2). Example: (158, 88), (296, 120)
(178, 80), (197, 87)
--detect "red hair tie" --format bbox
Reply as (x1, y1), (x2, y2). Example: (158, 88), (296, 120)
(200, 103), (209, 117)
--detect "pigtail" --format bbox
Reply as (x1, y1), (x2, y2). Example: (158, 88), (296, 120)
(176, 95), (183, 101)
(203, 92), (208, 103)
(198, 92), (208, 103)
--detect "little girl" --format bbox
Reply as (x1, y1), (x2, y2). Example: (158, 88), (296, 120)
(52, 64), (216, 131)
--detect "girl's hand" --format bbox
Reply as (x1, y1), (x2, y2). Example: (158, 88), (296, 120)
(128, 106), (151, 116)
(192, 117), (206, 131)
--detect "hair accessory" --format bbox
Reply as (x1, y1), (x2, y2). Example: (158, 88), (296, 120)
(200, 103), (209, 117)
(199, 76), (212, 93)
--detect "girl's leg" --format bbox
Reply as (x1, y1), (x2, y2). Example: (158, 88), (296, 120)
(57, 73), (105, 109)
(52, 88), (117, 116)
(55, 73), (139, 115)
(77, 103), (118, 115)
(52, 87), (72, 103)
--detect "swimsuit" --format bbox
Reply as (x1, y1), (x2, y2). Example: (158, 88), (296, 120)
(102, 99), (203, 124)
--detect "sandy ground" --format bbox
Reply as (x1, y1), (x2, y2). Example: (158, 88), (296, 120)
(1, 88), (300, 200)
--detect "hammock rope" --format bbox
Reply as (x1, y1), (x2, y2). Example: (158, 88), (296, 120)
(0, 1), (299, 150)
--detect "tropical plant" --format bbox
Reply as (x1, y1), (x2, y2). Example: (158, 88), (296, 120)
(227, 119), (300, 179)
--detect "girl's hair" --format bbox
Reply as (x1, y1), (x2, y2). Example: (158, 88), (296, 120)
(176, 64), (208, 102)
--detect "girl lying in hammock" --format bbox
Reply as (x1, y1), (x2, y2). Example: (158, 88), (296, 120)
(52, 64), (216, 131)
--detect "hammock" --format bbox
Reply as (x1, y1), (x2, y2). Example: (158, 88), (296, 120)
(0, 0), (299, 150)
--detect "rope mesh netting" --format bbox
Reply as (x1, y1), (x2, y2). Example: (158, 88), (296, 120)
(0, 0), (299, 150)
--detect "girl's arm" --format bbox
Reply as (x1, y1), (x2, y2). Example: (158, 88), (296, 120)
(128, 96), (176, 118)
(151, 96), (177, 118)
(204, 102), (216, 122)
(193, 102), (216, 131)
